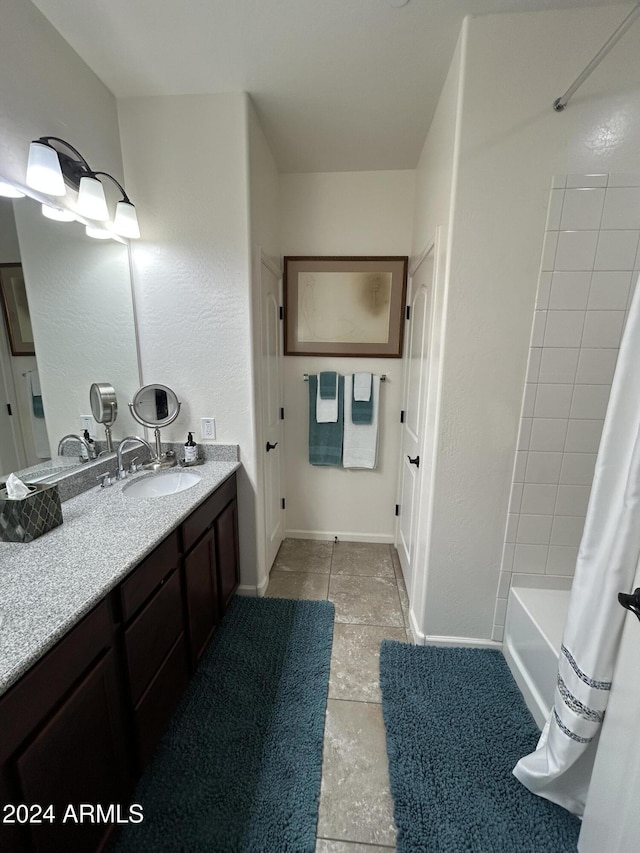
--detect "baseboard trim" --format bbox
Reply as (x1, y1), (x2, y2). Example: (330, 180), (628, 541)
(285, 529), (394, 544)
(409, 609), (501, 649)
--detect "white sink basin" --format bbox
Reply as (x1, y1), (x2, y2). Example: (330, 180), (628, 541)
(122, 470), (201, 498)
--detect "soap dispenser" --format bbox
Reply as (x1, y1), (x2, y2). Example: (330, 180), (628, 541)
(184, 431), (198, 464)
(83, 428), (97, 460)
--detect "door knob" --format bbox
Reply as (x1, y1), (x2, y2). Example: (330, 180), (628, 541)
(407, 455), (420, 467)
(618, 588), (640, 623)
(266, 441), (278, 452)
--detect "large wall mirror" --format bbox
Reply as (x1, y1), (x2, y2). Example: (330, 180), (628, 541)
(0, 193), (141, 477)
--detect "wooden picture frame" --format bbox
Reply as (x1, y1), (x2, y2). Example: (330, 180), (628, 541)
(0, 263), (35, 356)
(284, 256), (407, 357)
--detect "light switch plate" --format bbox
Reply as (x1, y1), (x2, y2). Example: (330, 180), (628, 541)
(79, 416), (93, 435)
(201, 418), (216, 440)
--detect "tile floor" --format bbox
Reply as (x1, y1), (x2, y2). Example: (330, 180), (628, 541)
(266, 538), (412, 852)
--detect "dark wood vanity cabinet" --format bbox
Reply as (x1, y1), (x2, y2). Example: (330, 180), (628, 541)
(0, 472), (239, 853)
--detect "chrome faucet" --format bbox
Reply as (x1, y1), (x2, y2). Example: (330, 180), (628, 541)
(58, 433), (92, 462)
(116, 436), (158, 479)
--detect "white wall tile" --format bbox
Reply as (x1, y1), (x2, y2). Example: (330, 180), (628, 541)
(523, 383), (537, 417)
(506, 513), (519, 542)
(518, 418), (532, 450)
(494, 598), (508, 627)
(551, 515), (585, 547)
(628, 275), (638, 308)
(564, 419), (604, 453)
(588, 272), (632, 310)
(560, 188), (604, 231)
(555, 485), (591, 517)
(513, 544), (548, 574)
(529, 418), (567, 452)
(594, 230), (639, 271)
(509, 482), (524, 514)
(524, 451), (562, 484)
(534, 384), (573, 418)
(517, 514), (553, 545)
(492, 624), (505, 643)
(560, 453), (597, 486)
(527, 348), (542, 382)
(570, 385), (610, 420)
(536, 273), (552, 309)
(546, 189), (564, 230)
(531, 310), (547, 346)
(549, 272), (591, 309)
(498, 571), (511, 599)
(538, 348), (579, 383)
(575, 348), (618, 385)
(514, 451), (528, 482)
(501, 543), (515, 572)
(541, 231), (558, 270)
(521, 483), (558, 515)
(566, 174), (607, 189)
(601, 187), (640, 229)
(554, 231), (598, 271)
(547, 545), (579, 576)
(581, 310), (625, 348)
(543, 311), (585, 347)
(608, 174), (640, 188)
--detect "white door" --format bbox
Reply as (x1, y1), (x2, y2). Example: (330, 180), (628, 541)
(0, 324), (23, 474)
(260, 254), (285, 572)
(579, 560), (640, 852)
(397, 245), (434, 592)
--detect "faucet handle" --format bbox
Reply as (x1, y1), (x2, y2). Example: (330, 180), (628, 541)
(128, 457), (139, 474)
(96, 472), (114, 488)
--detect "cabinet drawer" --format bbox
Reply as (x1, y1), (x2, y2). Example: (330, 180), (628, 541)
(0, 600), (112, 765)
(120, 530), (180, 621)
(124, 569), (183, 705)
(182, 473), (236, 552)
(134, 634), (189, 770)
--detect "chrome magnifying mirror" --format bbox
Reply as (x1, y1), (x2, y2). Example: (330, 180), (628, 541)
(129, 383), (181, 468)
(89, 382), (118, 452)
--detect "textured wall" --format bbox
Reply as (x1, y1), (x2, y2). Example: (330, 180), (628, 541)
(118, 93), (259, 586)
(280, 170), (414, 541)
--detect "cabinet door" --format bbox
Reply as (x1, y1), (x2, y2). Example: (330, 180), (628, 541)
(215, 497), (240, 617)
(15, 649), (128, 853)
(184, 529), (219, 666)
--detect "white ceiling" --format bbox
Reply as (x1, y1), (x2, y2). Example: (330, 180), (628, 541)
(32, 0), (627, 173)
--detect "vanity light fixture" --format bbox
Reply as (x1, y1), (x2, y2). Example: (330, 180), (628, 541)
(85, 225), (113, 240)
(25, 137), (141, 238)
(41, 204), (75, 222)
(0, 180), (25, 198)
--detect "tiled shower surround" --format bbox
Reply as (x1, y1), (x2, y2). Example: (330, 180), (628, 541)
(493, 174), (640, 642)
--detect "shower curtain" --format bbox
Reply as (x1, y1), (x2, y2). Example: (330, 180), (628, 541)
(514, 273), (640, 816)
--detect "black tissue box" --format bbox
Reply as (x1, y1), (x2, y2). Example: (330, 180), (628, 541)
(0, 482), (63, 543)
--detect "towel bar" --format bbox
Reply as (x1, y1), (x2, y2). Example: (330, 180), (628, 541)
(303, 373), (387, 382)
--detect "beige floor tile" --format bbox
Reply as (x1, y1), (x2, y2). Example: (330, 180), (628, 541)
(329, 623), (407, 703)
(390, 546), (403, 580)
(330, 542), (394, 578)
(317, 699), (396, 847)
(329, 575), (404, 627)
(273, 538), (333, 574)
(265, 570), (329, 600)
(405, 628), (413, 644)
(316, 839), (395, 852)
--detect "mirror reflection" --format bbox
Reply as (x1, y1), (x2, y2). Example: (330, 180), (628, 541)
(0, 194), (141, 478)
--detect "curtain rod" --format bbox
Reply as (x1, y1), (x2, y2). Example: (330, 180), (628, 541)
(303, 373), (387, 381)
(553, 1), (640, 111)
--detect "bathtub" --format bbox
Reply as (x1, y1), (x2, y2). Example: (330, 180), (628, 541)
(503, 585), (571, 730)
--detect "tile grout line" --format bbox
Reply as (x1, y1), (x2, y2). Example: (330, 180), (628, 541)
(317, 836), (395, 850)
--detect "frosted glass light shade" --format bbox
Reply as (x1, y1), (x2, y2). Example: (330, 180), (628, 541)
(41, 204), (75, 222)
(0, 181), (25, 198)
(113, 201), (140, 239)
(77, 176), (109, 221)
(85, 225), (112, 240)
(26, 142), (65, 196)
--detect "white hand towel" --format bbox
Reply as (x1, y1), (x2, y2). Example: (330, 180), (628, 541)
(343, 374), (380, 469)
(316, 377), (338, 423)
(353, 372), (372, 402)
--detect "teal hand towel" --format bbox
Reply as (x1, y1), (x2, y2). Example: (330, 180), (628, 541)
(309, 374), (344, 466)
(319, 371), (338, 400)
(352, 377), (373, 424)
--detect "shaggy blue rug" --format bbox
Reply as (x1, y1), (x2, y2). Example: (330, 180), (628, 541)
(379, 643), (581, 853)
(114, 597), (334, 852)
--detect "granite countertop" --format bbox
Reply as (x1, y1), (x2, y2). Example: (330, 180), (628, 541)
(0, 458), (241, 696)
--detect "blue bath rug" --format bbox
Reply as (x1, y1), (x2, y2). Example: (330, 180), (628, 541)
(379, 643), (581, 852)
(114, 597), (334, 852)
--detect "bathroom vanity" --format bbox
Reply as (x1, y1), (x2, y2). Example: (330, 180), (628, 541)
(0, 460), (240, 852)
